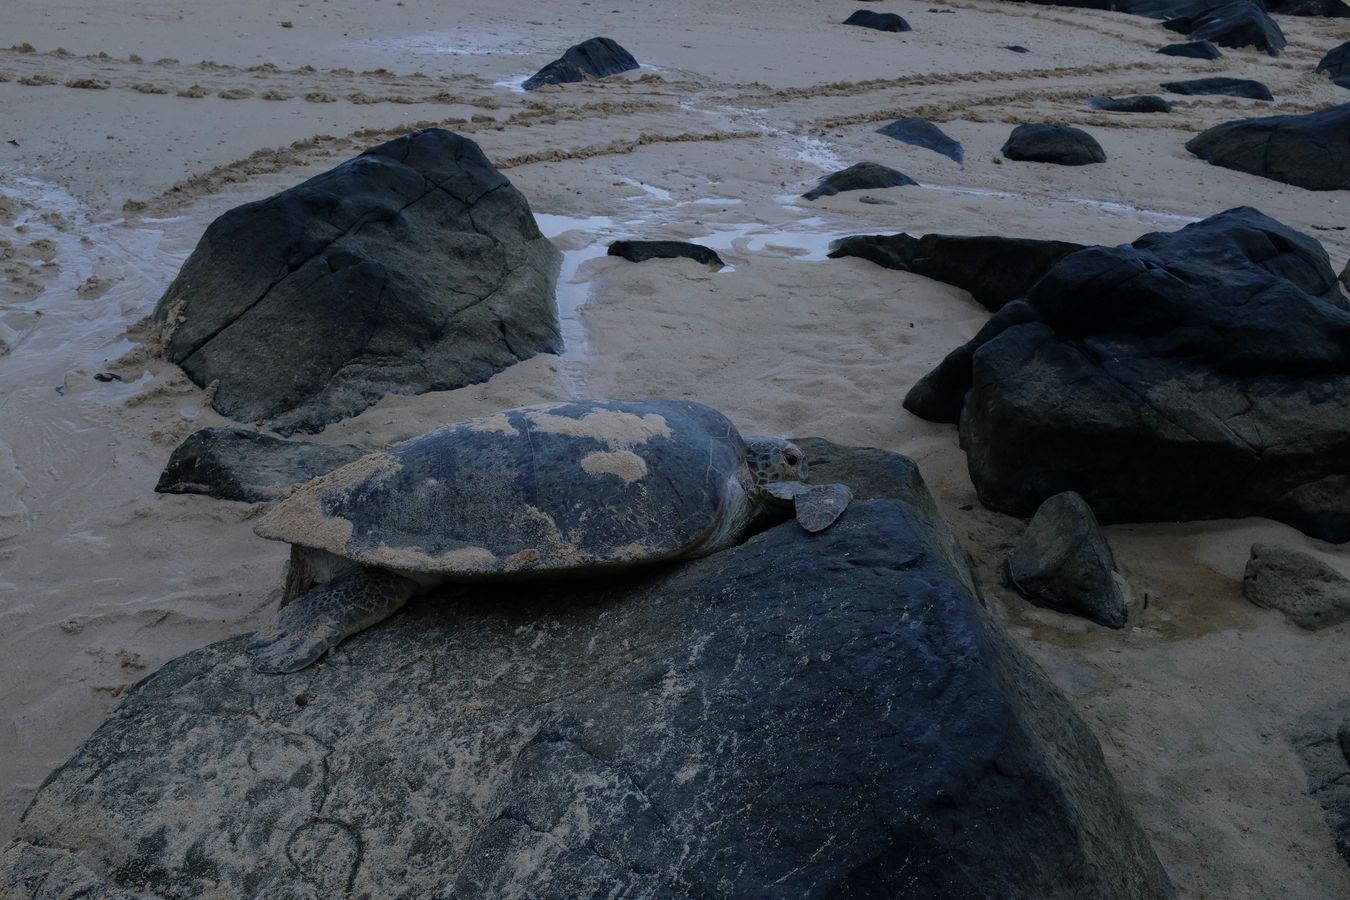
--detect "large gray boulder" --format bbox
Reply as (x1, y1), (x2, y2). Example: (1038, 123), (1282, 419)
(1186, 104), (1350, 191)
(1243, 543), (1350, 630)
(0, 443), (1174, 899)
(154, 129), (562, 435)
(905, 207), (1350, 542)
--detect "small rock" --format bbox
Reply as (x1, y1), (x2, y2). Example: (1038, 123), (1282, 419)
(1004, 44), (1031, 52)
(1157, 40), (1222, 59)
(522, 37), (638, 90)
(1008, 491), (1128, 628)
(802, 162), (916, 200)
(1001, 123), (1106, 166)
(876, 116), (964, 165)
(606, 240), (724, 268)
(842, 9), (912, 31)
(1088, 95), (1173, 113)
(1243, 543), (1350, 630)
(857, 194), (897, 205)
(280, 20), (293, 28)
(1162, 77), (1273, 101)
(92, 372), (122, 383)
(1317, 42), (1350, 79)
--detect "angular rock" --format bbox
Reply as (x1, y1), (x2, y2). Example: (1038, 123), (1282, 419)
(1318, 42), (1350, 80)
(802, 162), (916, 200)
(907, 207), (1350, 541)
(842, 9), (912, 31)
(828, 232), (1084, 313)
(1187, 103), (1350, 191)
(876, 116), (965, 165)
(1163, 1), (1286, 56)
(606, 240), (724, 268)
(1, 444), (1175, 899)
(153, 129), (561, 435)
(522, 36), (639, 90)
(155, 427), (368, 503)
(1088, 95), (1173, 113)
(1001, 123), (1106, 166)
(1157, 39), (1222, 59)
(1243, 543), (1350, 630)
(1009, 491), (1128, 628)
(1162, 77), (1273, 100)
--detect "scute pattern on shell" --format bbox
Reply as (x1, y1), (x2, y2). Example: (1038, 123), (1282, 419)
(256, 400), (748, 575)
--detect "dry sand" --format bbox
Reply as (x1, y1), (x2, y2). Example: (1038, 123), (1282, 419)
(1, 0), (1349, 896)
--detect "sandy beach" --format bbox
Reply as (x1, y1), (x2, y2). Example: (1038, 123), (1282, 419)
(2, 0), (1349, 895)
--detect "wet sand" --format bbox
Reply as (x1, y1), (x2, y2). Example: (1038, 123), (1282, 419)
(2, 1), (1349, 896)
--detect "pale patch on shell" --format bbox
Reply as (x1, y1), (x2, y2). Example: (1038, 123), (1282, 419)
(467, 412), (519, 436)
(506, 548), (541, 569)
(254, 452), (403, 550)
(373, 543), (499, 572)
(610, 539), (657, 561)
(527, 409), (671, 448)
(580, 449), (648, 484)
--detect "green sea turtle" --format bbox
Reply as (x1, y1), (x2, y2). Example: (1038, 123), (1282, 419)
(248, 399), (852, 673)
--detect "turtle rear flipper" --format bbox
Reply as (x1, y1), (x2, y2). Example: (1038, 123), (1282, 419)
(248, 568), (417, 674)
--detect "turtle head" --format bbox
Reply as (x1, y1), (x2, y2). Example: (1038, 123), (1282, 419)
(744, 437), (807, 487)
(744, 437), (851, 534)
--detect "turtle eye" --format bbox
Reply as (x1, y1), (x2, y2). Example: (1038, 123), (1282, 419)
(784, 450), (801, 466)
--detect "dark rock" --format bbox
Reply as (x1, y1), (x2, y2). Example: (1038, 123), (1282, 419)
(802, 162), (916, 200)
(1163, 1), (1286, 56)
(1243, 543), (1350, 630)
(1187, 103), (1350, 191)
(1318, 42), (1350, 79)
(1162, 77), (1273, 100)
(842, 9), (912, 31)
(153, 129), (561, 435)
(904, 300), (1044, 423)
(1088, 95), (1174, 113)
(1005, 44), (1032, 52)
(155, 427), (368, 503)
(1157, 39), (1223, 59)
(911, 207), (1350, 541)
(1009, 491), (1128, 628)
(876, 116), (965, 165)
(1266, 0), (1350, 14)
(1337, 75), (1350, 90)
(829, 232), (1084, 313)
(1, 445), (1175, 899)
(1001, 123), (1106, 166)
(1295, 717), (1350, 869)
(522, 36), (639, 90)
(606, 240), (724, 268)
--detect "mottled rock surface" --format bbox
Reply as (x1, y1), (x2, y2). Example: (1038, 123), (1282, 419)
(1187, 104), (1350, 191)
(1157, 39), (1222, 58)
(607, 240), (724, 268)
(1243, 543), (1350, 630)
(1163, 1), (1286, 55)
(1088, 95), (1173, 113)
(876, 116), (965, 164)
(842, 9), (912, 31)
(522, 36), (639, 90)
(1296, 716), (1350, 868)
(1, 444), (1175, 900)
(802, 162), (916, 200)
(155, 428), (368, 503)
(829, 232), (1084, 313)
(1162, 77), (1273, 100)
(906, 207), (1350, 541)
(1001, 123), (1106, 166)
(154, 129), (561, 435)
(1009, 492), (1128, 628)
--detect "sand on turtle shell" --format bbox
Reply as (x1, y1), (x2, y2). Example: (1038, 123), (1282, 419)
(526, 409), (671, 448)
(579, 449), (648, 484)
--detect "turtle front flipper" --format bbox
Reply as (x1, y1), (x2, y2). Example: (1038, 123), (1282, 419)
(247, 568), (418, 674)
(763, 482), (853, 533)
